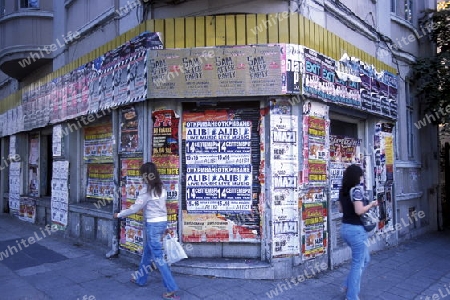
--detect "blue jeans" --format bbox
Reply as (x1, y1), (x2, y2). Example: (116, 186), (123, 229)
(134, 221), (178, 293)
(340, 223), (370, 300)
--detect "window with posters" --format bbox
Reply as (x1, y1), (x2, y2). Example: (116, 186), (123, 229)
(181, 102), (261, 243)
(83, 116), (114, 208)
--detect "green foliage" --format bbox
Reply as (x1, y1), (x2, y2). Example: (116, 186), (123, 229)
(412, 8), (450, 122)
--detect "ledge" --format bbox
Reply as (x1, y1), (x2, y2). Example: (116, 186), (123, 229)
(69, 202), (114, 219)
(0, 10), (53, 23)
(395, 192), (423, 201)
(395, 160), (422, 168)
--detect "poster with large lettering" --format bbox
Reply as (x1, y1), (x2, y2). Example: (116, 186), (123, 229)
(84, 123), (114, 162)
(148, 49), (185, 98)
(86, 163), (115, 200)
(215, 47), (247, 96)
(385, 71), (398, 119)
(182, 48), (216, 98)
(247, 45), (283, 95)
(360, 61), (372, 112)
(270, 100), (300, 257)
(185, 120), (252, 213)
(286, 44), (301, 94)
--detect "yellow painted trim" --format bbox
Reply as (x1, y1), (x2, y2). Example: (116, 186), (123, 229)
(185, 17), (196, 48)
(226, 15), (236, 45)
(236, 15), (246, 45)
(246, 14), (257, 45)
(195, 17), (205, 47)
(175, 18), (185, 48)
(215, 15), (226, 46)
(256, 14), (268, 44)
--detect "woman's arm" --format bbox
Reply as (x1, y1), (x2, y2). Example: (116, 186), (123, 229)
(114, 188), (148, 218)
(353, 200), (378, 216)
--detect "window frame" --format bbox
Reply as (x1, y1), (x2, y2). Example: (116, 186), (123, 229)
(405, 81), (415, 159)
(19, 0), (39, 9)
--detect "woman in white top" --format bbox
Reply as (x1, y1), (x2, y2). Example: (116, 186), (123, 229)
(114, 162), (180, 300)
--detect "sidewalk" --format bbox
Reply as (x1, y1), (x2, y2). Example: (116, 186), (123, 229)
(1, 213), (450, 300)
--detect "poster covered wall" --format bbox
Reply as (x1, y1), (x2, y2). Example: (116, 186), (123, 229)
(300, 100), (329, 260)
(119, 158), (145, 255)
(51, 160), (69, 227)
(182, 109), (260, 243)
(152, 110), (181, 236)
(270, 99), (300, 257)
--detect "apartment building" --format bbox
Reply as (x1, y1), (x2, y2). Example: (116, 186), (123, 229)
(0, 0), (439, 278)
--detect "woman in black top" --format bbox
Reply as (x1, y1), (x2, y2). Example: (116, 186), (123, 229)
(338, 164), (378, 300)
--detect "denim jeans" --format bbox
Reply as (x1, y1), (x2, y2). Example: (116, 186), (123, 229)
(340, 223), (370, 300)
(134, 221), (179, 293)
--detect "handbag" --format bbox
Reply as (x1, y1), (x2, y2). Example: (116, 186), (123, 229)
(350, 187), (378, 233)
(164, 235), (188, 265)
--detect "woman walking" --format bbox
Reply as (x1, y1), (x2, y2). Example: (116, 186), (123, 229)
(114, 162), (180, 300)
(338, 164), (378, 300)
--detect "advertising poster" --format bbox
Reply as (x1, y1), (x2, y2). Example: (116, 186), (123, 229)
(380, 74), (390, 117)
(119, 158), (144, 255)
(127, 50), (148, 104)
(247, 45), (283, 95)
(270, 102), (300, 257)
(51, 160), (69, 228)
(185, 120), (252, 213)
(88, 56), (104, 113)
(360, 62), (372, 112)
(181, 48), (216, 98)
(113, 44), (131, 107)
(215, 47), (247, 96)
(77, 66), (90, 116)
(120, 106), (140, 153)
(302, 116), (327, 186)
(303, 47), (322, 99)
(329, 136), (361, 164)
(385, 71), (398, 119)
(66, 70), (78, 119)
(84, 123), (114, 162)
(329, 162), (346, 213)
(301, 201), (327, 260)
(148, 49), (185, 98)
(9, 161), (21, 214)
(370, 71), (381, 114)
(86, 163), (115, 200)
(52, 124), (63, 157)
(152, 110), (180, 235)
(19, 197), (36, 223)
(286, 44), (301, 94)
(182, 211), (259, 242)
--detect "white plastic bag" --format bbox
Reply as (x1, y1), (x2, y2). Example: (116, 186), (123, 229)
(164, 235), (188, 265)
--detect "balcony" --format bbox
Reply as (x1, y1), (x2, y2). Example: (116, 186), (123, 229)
(0, 10), (53, 80)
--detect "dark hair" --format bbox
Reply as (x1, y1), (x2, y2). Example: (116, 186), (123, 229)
(139, 162), (163, 197)
(339, 164), (363, 198)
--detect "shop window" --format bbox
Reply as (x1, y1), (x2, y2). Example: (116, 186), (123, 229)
(83, 116), (114, 208)
(19, 0), (39, 8)
(330, 119), (358, 139)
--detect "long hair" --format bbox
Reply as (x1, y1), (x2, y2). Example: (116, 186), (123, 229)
(140, 162), (163, 197)
(339, 164), (363, 199)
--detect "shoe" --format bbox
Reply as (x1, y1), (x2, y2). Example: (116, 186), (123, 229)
(163, 292), (180, 299)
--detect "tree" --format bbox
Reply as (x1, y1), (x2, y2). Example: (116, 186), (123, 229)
(412, 5), (450, 123)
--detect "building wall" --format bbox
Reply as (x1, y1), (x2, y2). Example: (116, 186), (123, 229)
(0, 0), (439, 278)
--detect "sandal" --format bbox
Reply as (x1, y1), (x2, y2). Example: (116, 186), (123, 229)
(162, 292), (180, 299)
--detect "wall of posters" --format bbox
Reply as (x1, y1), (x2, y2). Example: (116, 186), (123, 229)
(51, 160), (69, 227)
(119, 158), (144, 255)
(86, 164), (114, 200)
(300, 100), (329, 260)
(152, 109), (181, 236)
(270, 100), (300, 257)
(181, 107), (261, 243)
(9, 161), (21, 214)
(185, 120), (252, 213)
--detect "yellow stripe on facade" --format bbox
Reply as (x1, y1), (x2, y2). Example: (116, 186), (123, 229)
(0, 12), (398, 114)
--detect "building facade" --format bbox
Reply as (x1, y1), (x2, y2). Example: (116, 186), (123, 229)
(0, 0), (439, 279)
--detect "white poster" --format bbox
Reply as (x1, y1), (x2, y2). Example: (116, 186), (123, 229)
(52, 125), (62, 157)
(51, 160), (69, 227)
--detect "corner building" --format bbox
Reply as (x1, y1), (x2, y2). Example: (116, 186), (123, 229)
(0, 0), (439, 279)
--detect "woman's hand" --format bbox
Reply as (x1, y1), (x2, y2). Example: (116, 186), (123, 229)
(113, 213), (119, 219)
(371, 200), (378, 207)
